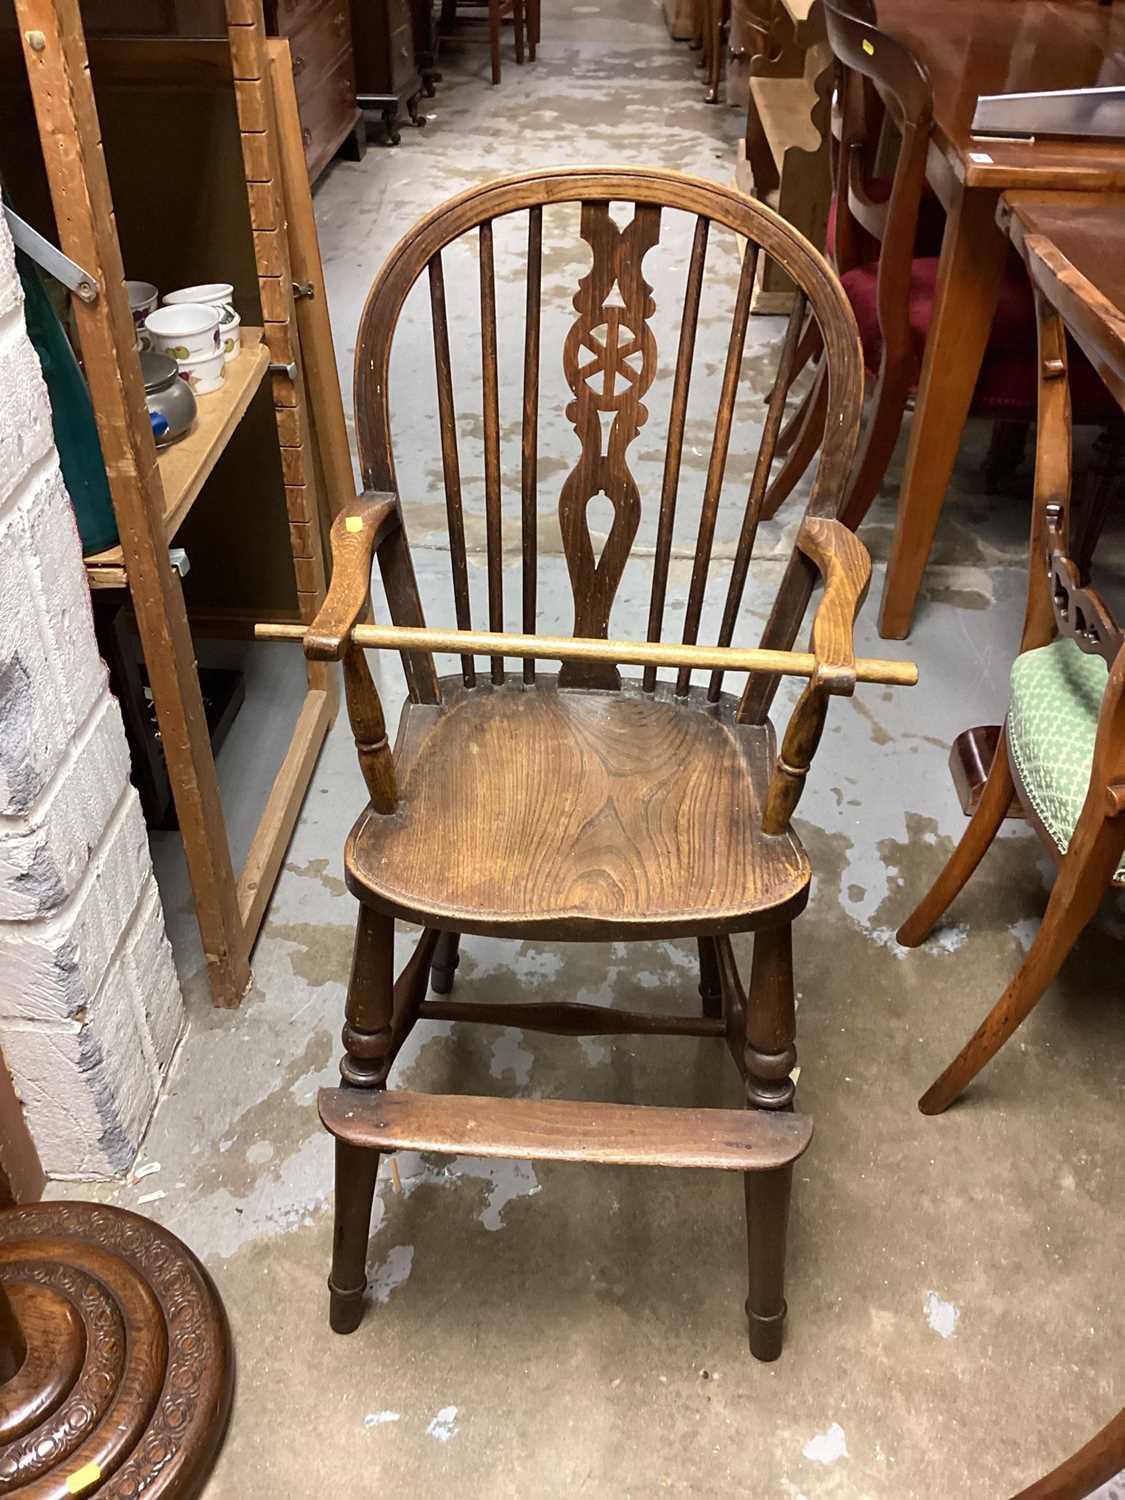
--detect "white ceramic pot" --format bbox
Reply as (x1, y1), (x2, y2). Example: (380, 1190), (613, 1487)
(126, 280), (159, 349)
(178, 346), (226, 395)
(219, 312), (241, 364)
(164, 283), (237, 329)
(144, 303), (221, 361)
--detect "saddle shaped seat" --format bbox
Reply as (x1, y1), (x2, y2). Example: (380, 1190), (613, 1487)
(346, 677), (813, 939)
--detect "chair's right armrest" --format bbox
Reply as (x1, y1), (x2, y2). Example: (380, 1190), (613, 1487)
(305, 491), (400, 662)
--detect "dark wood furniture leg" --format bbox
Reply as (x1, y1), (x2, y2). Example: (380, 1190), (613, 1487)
(489, 0), (501, 83)
(839, 363), (915, 530)
(918, 788), (1125, 1114)
(431, 930), (462, 995)
(527, 0), (539, 58)
(898, 730), (1016, 948)
(742, 924), (797, 1361)
(878, 188), (1008, 639)
(698, 937), (723, 1020)
(513, 0), (525, 63)
(329, 905), (395, 1334)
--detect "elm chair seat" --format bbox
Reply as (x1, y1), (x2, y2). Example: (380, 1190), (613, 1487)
(1008, 638), (1125, 885)
(841, 254), (1118, 418)
(346, 678), (812, 938)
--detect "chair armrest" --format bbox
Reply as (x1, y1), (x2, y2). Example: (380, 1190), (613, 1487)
(795, 516), (873, 696)
(305, 491), (400, 662)
(762, 519), (875, 835)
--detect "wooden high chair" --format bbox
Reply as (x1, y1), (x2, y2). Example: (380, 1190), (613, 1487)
(259, 167), (917, 1359)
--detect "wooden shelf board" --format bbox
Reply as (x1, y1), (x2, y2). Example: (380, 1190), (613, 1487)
(86, 330), (269, 589)
(749, 74), (822, 161)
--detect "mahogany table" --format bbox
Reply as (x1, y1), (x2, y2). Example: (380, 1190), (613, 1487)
(1001, 188), (1125, 403)
(872, 0), (1125, 639)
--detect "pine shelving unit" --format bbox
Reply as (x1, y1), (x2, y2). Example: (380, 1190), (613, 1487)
(10, 0), (346, 1006)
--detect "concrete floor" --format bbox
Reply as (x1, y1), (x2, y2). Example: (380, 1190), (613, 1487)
(75, 1), (1125, 1493)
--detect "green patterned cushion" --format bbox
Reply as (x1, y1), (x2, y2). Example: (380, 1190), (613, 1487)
(1008, 637), (1124, 880)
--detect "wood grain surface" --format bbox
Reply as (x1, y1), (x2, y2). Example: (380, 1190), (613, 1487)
(319, 1086), (814, 1171)
(345, 677), (811, 937)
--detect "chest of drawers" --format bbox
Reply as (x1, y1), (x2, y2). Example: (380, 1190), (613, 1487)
(266, 0), (363, 180)
(351, 0), (425, 144)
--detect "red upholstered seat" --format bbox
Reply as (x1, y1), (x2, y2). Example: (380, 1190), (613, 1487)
(841, 251), (1117, 418)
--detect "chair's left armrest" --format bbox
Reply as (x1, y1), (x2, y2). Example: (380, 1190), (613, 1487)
(795, 516), (873, 696)
(305, 491), (400, 662)
(762, 518), (874, 835)
(304, 490), (400, 814)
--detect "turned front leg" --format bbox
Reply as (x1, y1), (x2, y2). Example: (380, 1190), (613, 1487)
(743, 924), (797, 1360)
(330, 906), (395, 1333)
(763, 683), (829, 836)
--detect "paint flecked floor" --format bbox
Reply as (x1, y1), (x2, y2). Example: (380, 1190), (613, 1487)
(64, 2), (1125, 1493)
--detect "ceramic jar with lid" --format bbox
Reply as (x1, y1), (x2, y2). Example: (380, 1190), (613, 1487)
(140, 351), (197, 445)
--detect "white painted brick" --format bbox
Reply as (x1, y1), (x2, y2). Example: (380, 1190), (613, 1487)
(0, 690), (130, 921)
(0, 218), (20, 325)
(0, 189), (185, 1179)
(0, 311), (53, 512)
(121, 879), (184, 1074)
(21, 465), (104, 733)
(1, 1007), (157, 1178)
(0, 501), (69, 816)
(0, 791), (150, 1024)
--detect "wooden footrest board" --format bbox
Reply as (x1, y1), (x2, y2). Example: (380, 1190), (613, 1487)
(319, 1088), (812, 1172)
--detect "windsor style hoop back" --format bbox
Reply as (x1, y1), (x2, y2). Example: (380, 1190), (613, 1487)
(278, 167), (916, 1360)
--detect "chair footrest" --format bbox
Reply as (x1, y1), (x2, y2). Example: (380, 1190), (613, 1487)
(318, 1088), (812, 1172)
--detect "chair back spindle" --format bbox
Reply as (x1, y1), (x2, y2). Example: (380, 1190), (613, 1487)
(353, 168), (864, 717)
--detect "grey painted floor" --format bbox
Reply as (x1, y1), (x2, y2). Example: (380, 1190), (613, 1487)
(82, 1), (1125, 1493)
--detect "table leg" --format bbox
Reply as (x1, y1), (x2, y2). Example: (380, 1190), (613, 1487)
(877, 186), (1007, 640)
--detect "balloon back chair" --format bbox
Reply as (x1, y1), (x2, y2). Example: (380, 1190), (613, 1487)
(280, 167), (918, 1360)
(898, 263), (1125, 1114)
(763, 0), (1117, 528)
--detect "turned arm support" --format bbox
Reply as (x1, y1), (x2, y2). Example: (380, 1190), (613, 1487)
(762, 518), (876, 835)
(306, 492), (401, 814)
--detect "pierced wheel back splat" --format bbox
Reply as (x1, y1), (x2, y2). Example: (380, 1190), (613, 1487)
(558, 202), (661, 688)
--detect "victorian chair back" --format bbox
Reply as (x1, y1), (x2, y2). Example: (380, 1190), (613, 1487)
(764, 0), (1115, 528)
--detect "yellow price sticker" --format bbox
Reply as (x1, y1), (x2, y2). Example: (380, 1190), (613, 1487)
(861, 38), (875, 54)
(67, 1462), (103, 1496)
(345, 516), (364, 533)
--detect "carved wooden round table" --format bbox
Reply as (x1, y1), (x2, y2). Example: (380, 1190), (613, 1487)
(0, 1202), (233, 1497)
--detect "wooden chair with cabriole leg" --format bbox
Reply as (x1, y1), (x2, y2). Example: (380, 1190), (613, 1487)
(898, 274), (1125, 1115)
(763, 0), (1116, 527)
(267, 167), (917, 1360)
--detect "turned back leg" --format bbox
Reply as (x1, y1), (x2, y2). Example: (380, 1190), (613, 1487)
(698, 937), (722, 1020)
(741, 924), (797, 1361)
(329, 905), (395, 1334)
(431, 930), (462, 996)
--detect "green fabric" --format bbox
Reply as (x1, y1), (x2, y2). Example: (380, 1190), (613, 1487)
(1008, 636), (1124, 879)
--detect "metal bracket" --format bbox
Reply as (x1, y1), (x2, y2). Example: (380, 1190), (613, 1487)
(292, 280), (315, 299)
(3, 205), (99, 303)
(270, 360), (298, 380)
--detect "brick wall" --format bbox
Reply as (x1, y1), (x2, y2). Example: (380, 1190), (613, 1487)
(0, 194), (185, 1179)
